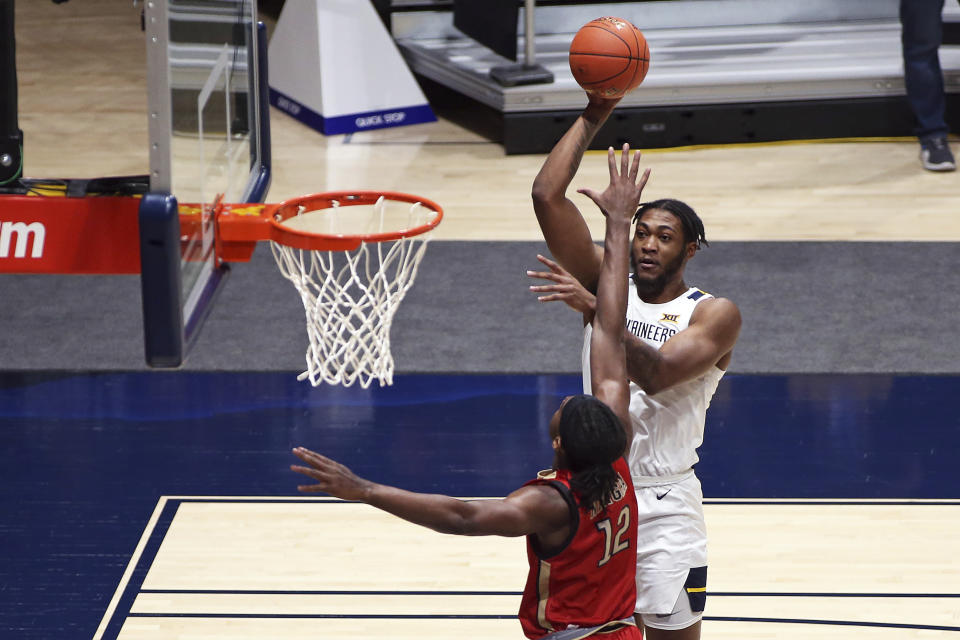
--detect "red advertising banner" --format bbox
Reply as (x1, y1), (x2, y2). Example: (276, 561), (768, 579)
(0, 196), (142, 274)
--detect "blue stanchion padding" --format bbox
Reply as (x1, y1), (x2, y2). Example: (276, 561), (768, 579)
(270, 88), (434, 136)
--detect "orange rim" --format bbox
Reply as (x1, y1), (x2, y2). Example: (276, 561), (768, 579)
(267, 191), (443, 251)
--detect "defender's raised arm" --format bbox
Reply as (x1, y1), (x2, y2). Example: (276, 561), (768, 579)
(578, 144), (650, 441)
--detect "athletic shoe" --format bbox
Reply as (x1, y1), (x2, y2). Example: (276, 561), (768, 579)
(920, 137), (956, 172)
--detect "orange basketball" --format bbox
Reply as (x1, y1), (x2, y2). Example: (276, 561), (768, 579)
(569, 17), (650, 98)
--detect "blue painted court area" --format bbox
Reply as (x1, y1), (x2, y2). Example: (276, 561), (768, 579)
(2, 372), (958, 638)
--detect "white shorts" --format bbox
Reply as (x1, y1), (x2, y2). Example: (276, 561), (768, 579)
(632, 472), (707, 627)
(640, 573), (705, 631)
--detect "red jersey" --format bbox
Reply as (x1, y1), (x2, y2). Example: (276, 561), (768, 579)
(518, 457), (638, 639)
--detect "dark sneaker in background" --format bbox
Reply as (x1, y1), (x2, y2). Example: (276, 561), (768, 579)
(920, 137), (956, 172)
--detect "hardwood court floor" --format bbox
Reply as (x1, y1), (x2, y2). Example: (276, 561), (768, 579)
(13, 0), (960, 243)
(102, 498), (960, 639)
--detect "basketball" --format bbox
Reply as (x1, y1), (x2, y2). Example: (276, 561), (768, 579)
(569, 17), (650, 98)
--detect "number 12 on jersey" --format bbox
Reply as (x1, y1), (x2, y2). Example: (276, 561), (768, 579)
(595, 505), (632, 566)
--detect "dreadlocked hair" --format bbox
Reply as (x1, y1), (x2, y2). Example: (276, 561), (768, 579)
(558, 395), (627, 513)
(633, 198), (708, 249)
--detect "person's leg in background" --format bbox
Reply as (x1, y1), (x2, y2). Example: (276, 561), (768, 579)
(901, 0), (956, 171)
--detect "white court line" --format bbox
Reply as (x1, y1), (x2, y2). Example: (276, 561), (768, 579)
(161, 495), (501, 501)
(164, 495), (960, 504)
(93, 497), (170, 640)
(705, 497), (960, 504)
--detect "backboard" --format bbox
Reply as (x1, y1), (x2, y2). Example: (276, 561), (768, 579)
(140, 0), (271, 367)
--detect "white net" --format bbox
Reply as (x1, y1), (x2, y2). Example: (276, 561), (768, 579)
(270, 197), (435, 388)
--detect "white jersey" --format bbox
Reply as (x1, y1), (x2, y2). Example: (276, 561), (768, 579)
(582, 283), (725, 484)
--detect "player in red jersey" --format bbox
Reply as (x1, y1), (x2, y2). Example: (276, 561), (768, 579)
(291, 144), (650, 640)
(518, 447), (638, 639)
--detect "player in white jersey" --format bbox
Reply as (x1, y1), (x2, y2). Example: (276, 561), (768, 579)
(527, 95), (741, 640)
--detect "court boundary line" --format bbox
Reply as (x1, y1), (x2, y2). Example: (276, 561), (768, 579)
(158, 495), (960, 504)
(117, 613), (960, 633)
(139, 589), (523, 595)
(707, 617), (960, 632)
(93, 497), (169, 640)
(135, 588), (960, 598)
(96, 498), (183, 640)
(705, 498), (960, 505)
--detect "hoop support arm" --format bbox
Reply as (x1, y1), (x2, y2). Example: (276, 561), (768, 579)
(214, 202), (273, 262)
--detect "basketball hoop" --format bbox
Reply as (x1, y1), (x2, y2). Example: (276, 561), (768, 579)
(256, 191), (442, 388)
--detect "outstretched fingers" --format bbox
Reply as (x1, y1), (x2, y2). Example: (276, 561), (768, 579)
(290, 463), (321, 480)
(578, 144), (651, 218)
(293, 446), (327, 468)
(611, 144), (647, 189)
(606, 144), (632, 181)
(578, 186), (602, 209)
(628, 147), (642, 182)
(527, 254), (595, 314)
(606, 145), (618, 183)
(291, 447), (335, 489)
(290, 462), (328, 492)
(535, 253), (571, 275)
(527, 255), (567, 284)
(637, 166), (651, 192)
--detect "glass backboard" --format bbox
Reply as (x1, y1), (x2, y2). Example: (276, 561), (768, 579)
(140, 0), (271, 367)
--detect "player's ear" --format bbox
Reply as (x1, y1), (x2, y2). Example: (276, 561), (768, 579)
(685, 241), (698, 260)
(552, 435), (562, 452)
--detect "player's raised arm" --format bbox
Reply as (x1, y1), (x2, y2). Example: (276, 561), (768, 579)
(530, 96), (621, 292)
(290, 447), (569, 538)
(578, 144), (650, 441)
